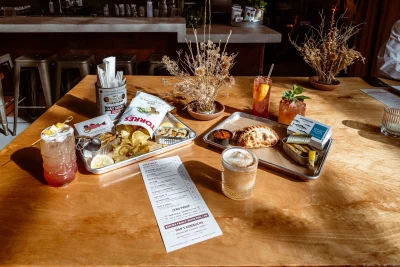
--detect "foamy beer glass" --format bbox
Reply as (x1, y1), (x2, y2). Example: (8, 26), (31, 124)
(221, 147), (258, 200)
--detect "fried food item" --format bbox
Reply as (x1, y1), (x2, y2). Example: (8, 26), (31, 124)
(156, 127), (188, 138)
(232, 125), (279, 148)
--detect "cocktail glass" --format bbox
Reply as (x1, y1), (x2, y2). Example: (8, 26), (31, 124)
(252, 76), (272, 118)
(221, 147), (258, 200)
(40, 126), (77, 187)
(278, 99), (306, 125)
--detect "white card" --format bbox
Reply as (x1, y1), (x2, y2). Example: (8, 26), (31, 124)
(139, 156), (223, 253)
(361, 89), (400, 108)
(74, 114), (114, 137)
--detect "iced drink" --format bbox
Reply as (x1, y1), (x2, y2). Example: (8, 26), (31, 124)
(278, 99), (306, 125)
(40, 124), (77, 187)
(252, 76), (272, 118)
(221, 147), (258, 200)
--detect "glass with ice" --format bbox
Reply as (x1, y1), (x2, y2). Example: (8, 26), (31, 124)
(252, 76), (272, 118)
(40, 124), (77, 187)
(221, 147), (258, 200)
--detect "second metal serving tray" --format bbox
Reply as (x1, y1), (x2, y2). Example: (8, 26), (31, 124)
(78, 112), (197, 174)
(203, 112), (333, 181)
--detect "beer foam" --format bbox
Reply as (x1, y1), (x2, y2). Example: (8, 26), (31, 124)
(41, 125), (74, 142)
(223, 148), (255, 168)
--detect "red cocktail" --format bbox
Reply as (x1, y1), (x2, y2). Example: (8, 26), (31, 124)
(40, 124), (77, 187)
(252, 76), (272, 118)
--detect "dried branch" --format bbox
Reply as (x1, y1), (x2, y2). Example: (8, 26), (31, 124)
(289, 8), (365, 84)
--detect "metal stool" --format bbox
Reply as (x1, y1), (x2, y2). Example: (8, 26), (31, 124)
(148, 54), (165, 75)
(115, 54), (137, 75)
(0, 53), (13, 70)
(13, 53), (57, 136)
(55, 54), (95, 101)
(0, 73), (7, 135)
(0, 54), (13, 136)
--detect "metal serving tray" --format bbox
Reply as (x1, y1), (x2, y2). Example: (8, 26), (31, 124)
(203, 112), (333, 181)
(78, 112), (197, 174)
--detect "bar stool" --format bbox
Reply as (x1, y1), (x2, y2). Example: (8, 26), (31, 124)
(148, 54), (165, 75)
(0, 53), (13, 70)
(0, 73), (8, 135)
(115, 54), (137, 75)
(0, 53), (13, 136)
(13, 53), (57, 136)
(55, 54), (95, 101)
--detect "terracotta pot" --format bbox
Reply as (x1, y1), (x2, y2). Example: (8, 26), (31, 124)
(187, 101), (225, 121)
(308, 76), (340, 91)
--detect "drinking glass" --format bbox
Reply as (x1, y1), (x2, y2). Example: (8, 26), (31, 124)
(278, 99), (306, 125)
(221, 147), (258, 200)
(252, 76), (272, 118)
(381, 107), (400, 138)
(40, 126), (78, 187)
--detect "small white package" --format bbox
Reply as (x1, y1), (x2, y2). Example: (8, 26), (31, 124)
(74, 114), (114, 137)
(287, 114), (332, 150)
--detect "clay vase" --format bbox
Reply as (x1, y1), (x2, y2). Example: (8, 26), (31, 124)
(187, 101), (225, 121)
(308, 76), (340, 91)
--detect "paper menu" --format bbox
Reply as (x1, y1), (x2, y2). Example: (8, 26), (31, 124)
(361, 89), (400, 108)
(139, 156), (223, 253)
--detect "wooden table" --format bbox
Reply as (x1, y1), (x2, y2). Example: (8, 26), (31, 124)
(1, 76), (400, 266)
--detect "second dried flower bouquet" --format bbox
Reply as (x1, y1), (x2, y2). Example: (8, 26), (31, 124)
(290, 8), (365, 85)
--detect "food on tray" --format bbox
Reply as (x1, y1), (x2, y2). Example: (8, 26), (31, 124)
(176, 122), (186, 128)
(308, 150), (316, 167)
(232, 125), (279, 148)
(160, 122), (174, 128)
(112, 126), (161, 162)
(91, 154), (114, 169)
(156, 127), (188, 138)
(283, 140), (318, 168)
(98, 132), (117, 147)
(213, 129), (232, 146)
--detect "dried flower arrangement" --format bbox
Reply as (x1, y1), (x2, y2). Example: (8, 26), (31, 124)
(290, 8), (365, 85)
(162, 0), (237, 114)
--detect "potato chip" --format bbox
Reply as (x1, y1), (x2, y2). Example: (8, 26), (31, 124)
(119, 145), (130, 156)
(120, 130), (130, 139)
(114, 155), (128, 163)
(131, 131), (150, 146)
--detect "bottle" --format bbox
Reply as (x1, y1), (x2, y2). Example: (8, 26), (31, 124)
(115, 4), (119, 16)
(147, 1), (153, 17)
(119, 4), (125, 16)
(131, 4), (138, 17)
(126, 4), (131, 16)
(167, 0), (175, 17)
(49, 0), (54, 13)
(103, 4), (109, 16)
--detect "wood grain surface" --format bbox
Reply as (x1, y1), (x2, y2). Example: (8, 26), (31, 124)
(0, 76), (400, 266)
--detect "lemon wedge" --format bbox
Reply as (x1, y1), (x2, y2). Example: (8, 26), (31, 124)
(56, 122), (66, 128)
(43, 129), (54, 136)
(91, 154), (114, 169)
(257, 84), (270, 102)
(176, 122), (186, 128)
(160, 122), (174, 128)
(308, 150), (316, 167)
